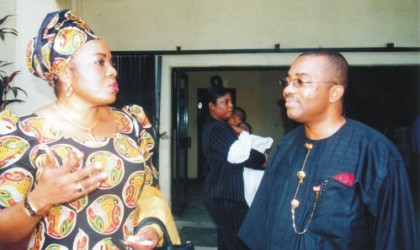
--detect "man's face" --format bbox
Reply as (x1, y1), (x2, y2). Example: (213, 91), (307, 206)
(283, 55), (336, 124)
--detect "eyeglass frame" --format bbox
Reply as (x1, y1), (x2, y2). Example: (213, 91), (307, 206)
(279, 78), (337, 89)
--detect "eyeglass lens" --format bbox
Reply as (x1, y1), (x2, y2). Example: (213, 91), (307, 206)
(280, 78), (305, 88)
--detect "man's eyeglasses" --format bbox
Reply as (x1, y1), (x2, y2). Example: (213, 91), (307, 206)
(279, 78), (337, 89)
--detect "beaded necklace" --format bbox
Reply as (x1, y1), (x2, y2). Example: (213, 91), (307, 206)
(290, 142), (322, 234)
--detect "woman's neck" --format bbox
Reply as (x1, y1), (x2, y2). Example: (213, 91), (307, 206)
(55, 100), (100, 127)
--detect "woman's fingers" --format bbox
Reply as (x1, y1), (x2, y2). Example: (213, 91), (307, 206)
(37, 150), (105, 202)
(44, 149), (83, 174)
(63, 151), (84, 172)
(69, 161), (104, 183)
(44, 146), (58, 168)
(28, 148), (108, 212)
(71, 163), (106, 196)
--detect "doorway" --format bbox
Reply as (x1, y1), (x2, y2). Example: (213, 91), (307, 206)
(171, 69), (189, 216)
(172, 67), (286, 186)
(170, 65), (420, 247)
(171, 67), (289, 247)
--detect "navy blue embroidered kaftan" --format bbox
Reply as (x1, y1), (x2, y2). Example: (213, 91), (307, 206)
(239, 119), (419, 250)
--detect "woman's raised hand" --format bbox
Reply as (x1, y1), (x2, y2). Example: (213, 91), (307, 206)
(27, 146), (106, 215)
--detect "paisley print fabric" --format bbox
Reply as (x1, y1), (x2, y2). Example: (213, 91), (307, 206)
(27, 9), (98, 85)
(0, 105), (158, 250)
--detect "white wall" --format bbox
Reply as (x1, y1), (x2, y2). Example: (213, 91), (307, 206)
(80, 0), (419, 50)
(3, 0), (418, 115)
(0, 0), (72, 115)
(2, 0), (419, 203)
(0, 2), (16, 66)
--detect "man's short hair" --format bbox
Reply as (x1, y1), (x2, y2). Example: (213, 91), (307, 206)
(300, 49), (349, 87)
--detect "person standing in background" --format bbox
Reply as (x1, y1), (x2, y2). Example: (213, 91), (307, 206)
(239, 50), (419, 249)
(201, 86), (266, 250)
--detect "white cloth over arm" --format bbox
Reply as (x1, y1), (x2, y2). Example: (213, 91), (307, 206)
(227, 131), (273, 206)
(227, 131), (273, 163)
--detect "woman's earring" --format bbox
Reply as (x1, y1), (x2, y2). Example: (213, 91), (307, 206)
(65, 84), (73, 97)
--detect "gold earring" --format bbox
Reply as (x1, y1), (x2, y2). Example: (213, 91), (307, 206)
(65, 84), (73, 97)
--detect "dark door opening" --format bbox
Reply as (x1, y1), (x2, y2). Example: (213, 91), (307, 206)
(171, 66), (420, 245)
(171, 69), (190, 216)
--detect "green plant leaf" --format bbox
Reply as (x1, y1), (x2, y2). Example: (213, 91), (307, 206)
(10, 86), (27, 97)
(0, 14), (25, 111)
(0, 61), (14, 67)
(2, 99), (25, 106)
(0, 15), (13, 26)
(5, 70), (20, 85)
(0, 15), (18, 41)
(158, 131), (170, 140)
(0, 28), (18, 36)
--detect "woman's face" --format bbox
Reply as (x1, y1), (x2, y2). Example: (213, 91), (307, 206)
(64, 39), (119, 105)
(209, 92), (234, 121)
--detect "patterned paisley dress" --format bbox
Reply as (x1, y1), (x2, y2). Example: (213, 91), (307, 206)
(0, 104), (159, 250)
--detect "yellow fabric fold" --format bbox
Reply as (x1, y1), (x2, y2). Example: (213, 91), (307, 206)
(136, 185), (181, 246)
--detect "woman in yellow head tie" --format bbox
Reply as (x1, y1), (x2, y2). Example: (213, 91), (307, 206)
(0, 9), (179, 250)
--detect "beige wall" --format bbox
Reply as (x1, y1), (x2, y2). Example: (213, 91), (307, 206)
(80, 0), (420, 50)
(2, 0), (419, 114)
(2, 0), (418, 116)
(1, 0), (419, 203)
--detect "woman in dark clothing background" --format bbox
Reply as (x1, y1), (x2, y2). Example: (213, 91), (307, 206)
(201, 86), (266, 250)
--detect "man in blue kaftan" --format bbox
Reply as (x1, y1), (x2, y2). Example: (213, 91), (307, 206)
(239, 50), (419, 250)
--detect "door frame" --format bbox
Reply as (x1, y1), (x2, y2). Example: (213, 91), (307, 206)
(171, 69), (190, 215)
(157, 52), (420, 204)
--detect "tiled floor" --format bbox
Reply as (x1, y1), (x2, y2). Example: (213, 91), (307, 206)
(174, 179), (217, 249)
(195, 247), (218, 250)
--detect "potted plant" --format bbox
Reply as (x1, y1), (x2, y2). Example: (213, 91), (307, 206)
(0, 14), (26, 111)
